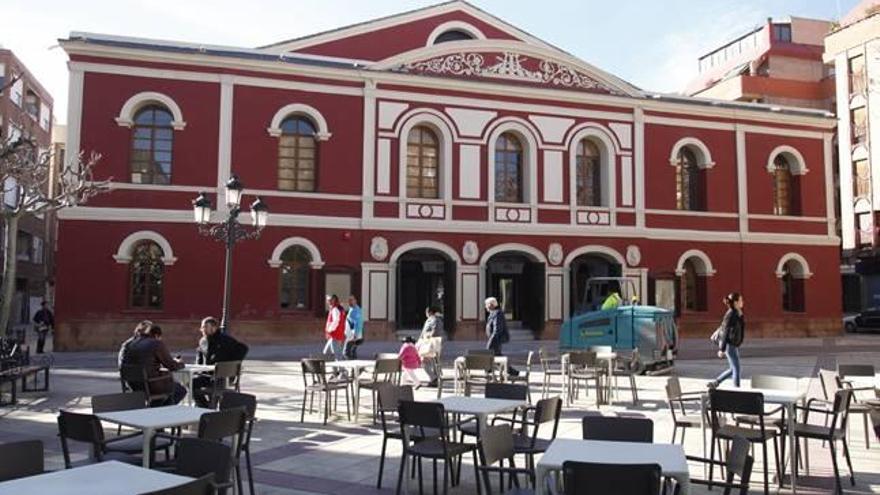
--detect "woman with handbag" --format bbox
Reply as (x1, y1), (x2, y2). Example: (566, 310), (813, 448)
(709, 292), (745, 388)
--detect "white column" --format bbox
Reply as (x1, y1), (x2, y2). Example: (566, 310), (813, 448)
(633, 108), (646, 228)
(836, 53), (856, 250)
(823, 132), (836, 238)
(546, 267), (564, 321)
(362, 80), (377, 219)
(66, 64), (84, 169)
(216, 75), (234, 216)
(735, 126), (748, 233)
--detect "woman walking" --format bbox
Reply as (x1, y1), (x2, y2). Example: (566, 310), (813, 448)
(709, 292), (745, 388)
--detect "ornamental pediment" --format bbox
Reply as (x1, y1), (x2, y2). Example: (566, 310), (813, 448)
(371, 41), (640, 97)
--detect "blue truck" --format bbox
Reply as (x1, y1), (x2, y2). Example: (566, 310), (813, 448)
(559, 277), (678, 374)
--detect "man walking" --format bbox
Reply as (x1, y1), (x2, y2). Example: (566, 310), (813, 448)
(32, 301), (54, 354)
(343, 295), (364, 360)
(485, 297), (518, 376)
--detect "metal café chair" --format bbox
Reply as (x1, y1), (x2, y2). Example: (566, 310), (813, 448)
(792, 389), (855, 494)
(682, 435), (754, 495)
(478, 425), (535, 494)
(836, 364), (876, 449)
(561, 460), (661, 495)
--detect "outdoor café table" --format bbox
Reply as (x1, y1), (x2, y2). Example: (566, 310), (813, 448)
(170, 363), (215, 406)
(434, 396), (526, 437)
(325, 359), (375, 420)
(534, 439), (690, 495)
(0, 460), (194, 495)
(700, 385), (806, 493)
(560, 351), (617, 406)
(452, 356), (508, 394)
(96, 405), (212, 467)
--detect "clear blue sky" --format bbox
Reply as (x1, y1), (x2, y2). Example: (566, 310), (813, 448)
(0, 0), (858, 123)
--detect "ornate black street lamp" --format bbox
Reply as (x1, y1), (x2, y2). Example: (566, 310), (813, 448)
(192, 175), (269, 333)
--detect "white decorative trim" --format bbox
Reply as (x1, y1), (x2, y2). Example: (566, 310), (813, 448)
(217, 76), (234, 211)
(562, 245), (625, 268)
(735, 128), (748, 234)
(267, 103), (331, 140)
(625, 245), (641, 267)
(486, 118), (540, 207)
(268, 237), (324, 268)
(389, 240), (461, 265)
(775, 252), (813, 279)
(565, 124), (619, 210)
(113, 231), (177, 265)
(669, 137), (715, 169)
(766, 145), (808, 175)
(446, 107), (497, 137)
(462, 241), (480, 264)
(115, 91), (186, 130)
(529, 116), (575, 144)
(480, 242), (547, 265)
(674, 249), (716, 276)
(426, 21), (487, 46)
(547, 243), (563, 266)
(378, 101), (410, 130)
(370, 236), (389, 261)
(67, 68), (84, 169)
(852, 145), (869, 162)
(396, 109), (456, 203)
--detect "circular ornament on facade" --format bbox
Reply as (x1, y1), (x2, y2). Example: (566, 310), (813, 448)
(626, 245), (642, 267)
(462, 241), (479, 264)
(506, 209), (519, 221)
(419, 205), (433, 218)
(548, 243), (564, 266)
(370, 236), (389, 261)
(587, 212), (599, 224)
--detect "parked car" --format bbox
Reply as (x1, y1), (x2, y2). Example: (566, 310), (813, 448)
(843, 308), (880, 333)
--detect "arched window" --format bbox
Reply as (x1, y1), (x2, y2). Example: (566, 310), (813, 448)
(495, 133), (524, 203)
(781, 260), (805, 312)
(681, 258), (707, 312)
(406, 126), (439, 199)
(576, 139), (602, 207)
(278, 116), (317, 192)
(130, 106), (173, 184)
(675, 147), (703, 211)
(773, 154), (793, 215)
(434, 30), (475, 43)
(279, 246), (312, 310)
(129, 241), (164, 309)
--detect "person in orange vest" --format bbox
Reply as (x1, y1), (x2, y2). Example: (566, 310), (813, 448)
(323, 294), (346, 360)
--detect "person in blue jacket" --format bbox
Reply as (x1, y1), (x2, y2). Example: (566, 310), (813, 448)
(343, 295), (364, 359)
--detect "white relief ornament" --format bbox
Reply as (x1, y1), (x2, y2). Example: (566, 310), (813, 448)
(370, 237), (389, 261)
(462, 241), (479, 264)
(547, 243), (563, 266)
(626, 245), (642, 267)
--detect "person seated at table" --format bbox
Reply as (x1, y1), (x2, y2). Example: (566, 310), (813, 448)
(126, 324), (187, 405)
(193, 317), (249, 407)
(399, 336), (422, 388)
(117, 320), (152, 369)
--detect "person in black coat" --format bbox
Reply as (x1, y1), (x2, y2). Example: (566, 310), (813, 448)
(709, 292), (745, 388)
(485, 297), (518, 376)
(193, 317), (249, 407)
(32, 301), (54, 354)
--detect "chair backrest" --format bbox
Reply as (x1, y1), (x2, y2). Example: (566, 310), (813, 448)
(467, 349), (494, 356)
(665, 376), (682, 401)
(398, 400), (446, 431)
(373, 358), (402, 377)
(562, 461), (661, 495)
(198, 408), (246, 443)
(524, 397), (562, 446)
(818, 369), (841, 399)
(214, 360), (242, 380)
(581, 416), (653, 443)
(219, 392), (257, 420)
(138, 474), (215, 495)
(0, 440), (43, 481)
(751, 375), (798, 391)
(829, 389), (854, 433)
(479, 424), (515, 467)
(464, 354), (494, 373)
(58, 410), (105, 445)
(301, 358), (327, 383)
(709, 389), (763, 416)
(485, 382), (528, 401)
(568, 350), (598, 368)
(174, 437), (232, 485)
(91, 392), (148, 413)
(838, 364), (875, 378)
(524, 350), (534, 370)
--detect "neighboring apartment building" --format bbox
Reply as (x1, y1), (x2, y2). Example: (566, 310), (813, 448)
(826, 0), (880, 311)
(687, 17), (835, 111)
(0, 49), (54, 333)
(56, 1), (838, 351)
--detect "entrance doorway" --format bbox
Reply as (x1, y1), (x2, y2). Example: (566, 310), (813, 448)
(396, 249), (455, 334)
(569, 253), (622, 316)
(486, 253), (545, 333)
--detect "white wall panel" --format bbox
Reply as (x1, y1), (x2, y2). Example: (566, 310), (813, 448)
(620, 155), (633, 206)
(446, 107), (496, 137)
(461, 272), (479, 320)
(459, 144), (481, 199)
(529, 115), (574, 143)
(369, 271), (388, 319)
(543, 150), (563, 202)
(377, 138), (391, 194)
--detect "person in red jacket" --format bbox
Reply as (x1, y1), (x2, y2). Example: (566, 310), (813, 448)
(322, 294), (346, 360)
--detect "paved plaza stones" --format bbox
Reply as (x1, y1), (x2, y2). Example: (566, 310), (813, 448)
(1, 336), (879, 494)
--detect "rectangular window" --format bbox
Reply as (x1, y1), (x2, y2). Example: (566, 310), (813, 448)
(10, 76), (23, 107)
(854, 159), (871, 198)
(773, 24), (792, 42)
(852, 107), (868, 143)
(849, 55), (866, 93)
(16, 231), (32, 262)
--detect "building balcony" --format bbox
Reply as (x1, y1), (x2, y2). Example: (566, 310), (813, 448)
(693, 74), (831, 106)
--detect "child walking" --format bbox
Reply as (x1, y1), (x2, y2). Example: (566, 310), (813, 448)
(399, 336), (422, 388)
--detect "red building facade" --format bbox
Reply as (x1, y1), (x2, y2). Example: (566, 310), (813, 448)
(56, 2), (839, 350)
